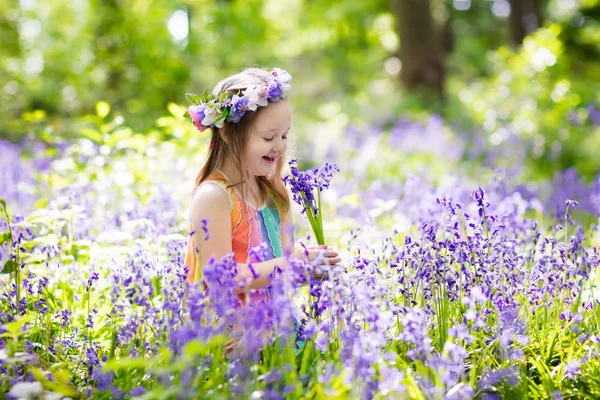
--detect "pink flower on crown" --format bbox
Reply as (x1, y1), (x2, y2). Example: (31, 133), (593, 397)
(188, 104), (207, 132)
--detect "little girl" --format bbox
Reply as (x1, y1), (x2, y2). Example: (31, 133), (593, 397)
(184, 67), (341, 307)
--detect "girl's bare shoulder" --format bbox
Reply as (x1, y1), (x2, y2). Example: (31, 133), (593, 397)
(189, 182), (231, 224)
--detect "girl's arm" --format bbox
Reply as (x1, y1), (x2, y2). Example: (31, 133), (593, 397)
(190, 183), (233, 281)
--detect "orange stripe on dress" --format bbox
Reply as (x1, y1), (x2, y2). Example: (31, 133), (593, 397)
(185, 224), (197, 284)
(231, 189), (250, 263)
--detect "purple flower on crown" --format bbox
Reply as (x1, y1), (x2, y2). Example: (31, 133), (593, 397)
(266, 76), (283, 102)
(231, 95), (249, 124)
(221, 97), (233, 108)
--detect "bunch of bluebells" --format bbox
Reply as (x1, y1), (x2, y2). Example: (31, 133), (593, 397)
(283, 159), (340, 245)
(185, 68), (292, 132)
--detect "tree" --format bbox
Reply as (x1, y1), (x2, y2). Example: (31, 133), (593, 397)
(508, 0), (543, 45)
(392, 0), (446, 99)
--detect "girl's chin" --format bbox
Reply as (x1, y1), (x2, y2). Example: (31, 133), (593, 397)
(251, 167), (274, 177)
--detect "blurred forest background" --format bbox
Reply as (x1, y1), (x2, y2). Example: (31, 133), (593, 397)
(1, 0), (599, 180)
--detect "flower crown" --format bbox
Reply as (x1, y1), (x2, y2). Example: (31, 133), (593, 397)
(184, 68), (292, 132)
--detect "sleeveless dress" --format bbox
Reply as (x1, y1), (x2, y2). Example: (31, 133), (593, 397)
(184, 170), (305, 353)
(185, 170), (284, 302)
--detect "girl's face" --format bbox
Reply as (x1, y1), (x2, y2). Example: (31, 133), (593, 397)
(245, 99), (293, 177)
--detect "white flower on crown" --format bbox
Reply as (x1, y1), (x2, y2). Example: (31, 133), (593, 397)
(243, 85), (269, 111)
(273, 68), (292, 95)
(201, 101), (225, 128)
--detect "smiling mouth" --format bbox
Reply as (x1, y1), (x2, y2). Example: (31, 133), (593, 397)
(263, 156), (276, 162)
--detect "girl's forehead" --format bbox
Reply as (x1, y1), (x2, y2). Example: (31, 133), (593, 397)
(253, 101), (293, 131)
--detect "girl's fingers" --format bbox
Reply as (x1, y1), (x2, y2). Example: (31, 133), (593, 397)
(308, 250), (338, 258)
(311, 245), (335, 251)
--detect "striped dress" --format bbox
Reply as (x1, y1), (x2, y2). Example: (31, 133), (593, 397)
(184, 170), (284, 304)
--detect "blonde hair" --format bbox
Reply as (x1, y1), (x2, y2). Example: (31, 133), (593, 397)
(193, 68), (291, 219)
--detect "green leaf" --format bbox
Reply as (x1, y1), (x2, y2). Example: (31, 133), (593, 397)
(52, 370), (79, 396)
(182, 336), (227, 357)
(0, 232), (11, 245)
(95, 101), (111, 118)
(185, 93), (200, 105)
(81, 128), (103, 143)
(1, 259), (18, 274)
(34, 198), (49, 209)
(0, 198), (6, 209)
(2, 315), (33, 335)
(200, 88), (211, 103)
(30, 367), (50, 385)
(105, 128), (133, 147)
(104, 356), (147, 371)
(151, 276), (162, 299)
(221, 107), (231, 122)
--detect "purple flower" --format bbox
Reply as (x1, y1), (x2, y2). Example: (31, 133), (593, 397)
(230, 95), (249, 124)
(565, 199), (579, 208)
(399, 308), (433, 362)
(283, 159), (339, 216)
(87, 271), (99, 289)
(59, 309), (71, 329)
(587, 105), (600, 125)
(201, 218), (210, 241)
(130, 386), (146, 396)
(266, 75), (283, 101)
(565, 199), (578, 226)
(248, 242), (270, 263)
(565, 359), (581, 378)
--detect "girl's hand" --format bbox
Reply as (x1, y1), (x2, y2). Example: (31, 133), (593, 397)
(291, 245), (341, 266)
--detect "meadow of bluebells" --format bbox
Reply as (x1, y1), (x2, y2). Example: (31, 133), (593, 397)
(1, 109), (600, 400)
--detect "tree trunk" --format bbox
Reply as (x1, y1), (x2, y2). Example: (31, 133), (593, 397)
(91, 0), (126, 105)
(392, 0), (445, 99)
(508, 0), (543, 45)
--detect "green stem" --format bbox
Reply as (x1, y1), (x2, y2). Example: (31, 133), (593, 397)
(1, 200), (21, 312)
(563, 207), (569, 286)
(289, 176), (325, 245)
(459, 212), (478, 284)
(481, 206), (491, 258)
(316, 189), (324, 245)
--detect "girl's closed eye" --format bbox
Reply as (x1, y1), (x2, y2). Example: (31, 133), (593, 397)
(264, 135), (288, 142)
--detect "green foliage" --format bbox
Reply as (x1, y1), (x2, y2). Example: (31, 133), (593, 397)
(445, 22), (600, 180)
